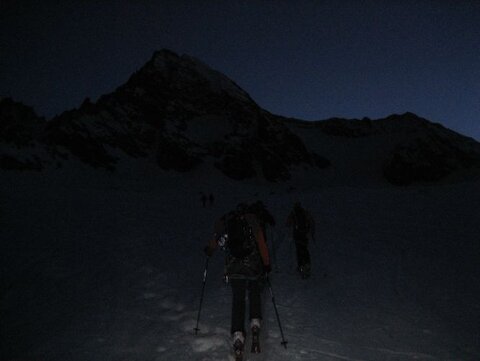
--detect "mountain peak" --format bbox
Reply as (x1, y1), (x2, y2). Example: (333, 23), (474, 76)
(149, 49), (182, 69)
(138, 49), (252, 103)
(386, 112), (423, 120)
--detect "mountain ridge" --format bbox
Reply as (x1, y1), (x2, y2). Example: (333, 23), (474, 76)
(1, 49), (480, 185)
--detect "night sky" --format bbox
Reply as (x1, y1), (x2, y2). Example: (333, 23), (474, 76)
(1, 0), (479, 140)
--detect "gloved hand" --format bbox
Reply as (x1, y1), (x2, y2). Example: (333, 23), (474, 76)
(263, 264), (272, 274)
(204, 246), (213, 257)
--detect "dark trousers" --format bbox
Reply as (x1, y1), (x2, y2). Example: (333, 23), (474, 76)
(230, 279), (262, 335)
(294, 233), (310, 268)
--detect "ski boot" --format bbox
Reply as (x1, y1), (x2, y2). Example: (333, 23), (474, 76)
(232, 331), (245, 361)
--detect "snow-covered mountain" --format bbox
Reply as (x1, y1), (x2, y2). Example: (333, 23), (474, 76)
(285, 112), (480, 186)
(1, 49), (479, 185)
(1, 50), (327, 181)
(1, 50), (480, 361)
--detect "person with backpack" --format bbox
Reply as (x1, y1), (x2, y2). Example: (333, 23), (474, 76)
(286, 201), (315, 279)
(204, 203), (271, 360)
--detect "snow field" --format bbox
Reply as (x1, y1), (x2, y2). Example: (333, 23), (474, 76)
(1, 170), (479, 360)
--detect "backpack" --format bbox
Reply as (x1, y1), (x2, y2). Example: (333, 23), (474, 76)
(225, 213), (257, 259)
(294, 208), (310, 234)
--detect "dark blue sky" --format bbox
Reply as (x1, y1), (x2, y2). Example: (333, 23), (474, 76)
(1, 0), (479, 140)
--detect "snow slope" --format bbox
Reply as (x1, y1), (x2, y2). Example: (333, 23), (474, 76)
(1, 163), (479, 361)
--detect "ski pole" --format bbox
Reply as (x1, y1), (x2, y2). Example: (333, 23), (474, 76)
(194, 256), (210, 335)
(265, 275), (288, 349)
